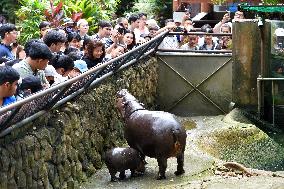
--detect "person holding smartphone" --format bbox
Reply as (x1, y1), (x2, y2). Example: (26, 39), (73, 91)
(213, 11), (244, 33)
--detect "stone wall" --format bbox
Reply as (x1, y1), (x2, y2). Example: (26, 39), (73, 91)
(0, 57), (158, 189)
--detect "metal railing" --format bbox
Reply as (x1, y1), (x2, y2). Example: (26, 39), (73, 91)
(0, 31), (168, 137)
(157, 31), (233, 54)
(0, 30), (234, 137)
(257, 76), (284, 126)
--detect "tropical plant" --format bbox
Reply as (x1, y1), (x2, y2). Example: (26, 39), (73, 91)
(15, 0), (121, 44)
(0, 0), (19, 23)
(64, 0), (120, 34)
(16, 0), (48, 44)
(130, 0), (172, 26)
(261, 0), (280, 4)
(115, 0), (135, 18)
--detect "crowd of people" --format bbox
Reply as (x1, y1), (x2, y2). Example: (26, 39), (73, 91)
(0, 11), (243, 107)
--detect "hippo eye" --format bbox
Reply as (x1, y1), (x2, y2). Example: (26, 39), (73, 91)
(124, 101), (130, 107)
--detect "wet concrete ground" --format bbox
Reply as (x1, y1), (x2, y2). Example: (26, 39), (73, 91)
(79, 115), (284, 189)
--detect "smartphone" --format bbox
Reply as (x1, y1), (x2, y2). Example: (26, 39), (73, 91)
(174, 26), (184, 32)
(227, 11), (230, 18)
(117, 27), (125, 35)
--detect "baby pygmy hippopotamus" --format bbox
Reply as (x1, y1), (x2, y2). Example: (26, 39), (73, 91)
(105, 147), (146, 182)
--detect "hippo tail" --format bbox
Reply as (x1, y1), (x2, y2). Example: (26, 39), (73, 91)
(171, 129), (183, 156)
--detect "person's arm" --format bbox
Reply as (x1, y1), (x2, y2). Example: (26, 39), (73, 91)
(213, 13), (230, 33)
(154, 24), (176, 36)
(106, 32), (119, 54)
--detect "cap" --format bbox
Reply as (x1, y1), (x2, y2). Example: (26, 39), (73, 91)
(44, 65), (58, 77)
(20, 75), (43, 93)
(74, 60), (88, 73)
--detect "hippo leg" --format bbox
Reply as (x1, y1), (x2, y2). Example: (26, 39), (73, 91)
(130, 169), (139, 177)
(157, 157), (167, 180)
(109, 171), (118, 182)
(119, 171), (126, 180)
(175, 152), (185, 176)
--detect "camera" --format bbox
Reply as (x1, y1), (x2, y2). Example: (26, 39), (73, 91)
(174, 26), (185, 32)
(117, 27), (125, 35)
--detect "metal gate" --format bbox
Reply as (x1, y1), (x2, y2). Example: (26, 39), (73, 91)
(156, 52), (233, 116)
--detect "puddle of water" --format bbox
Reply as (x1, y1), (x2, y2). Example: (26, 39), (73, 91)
(181, 120), (196, 130)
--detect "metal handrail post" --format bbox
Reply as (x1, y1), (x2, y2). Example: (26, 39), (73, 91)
(113, 53), (132, 72)
(135, 42), (153, 61)
(83, 68), (105, 90)
(272, 80), (275, 126)
(0, 106), (21, 130)
(257, 75), (262, 118)
(44, 85), (71, 110)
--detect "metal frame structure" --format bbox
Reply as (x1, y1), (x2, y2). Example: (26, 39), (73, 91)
(257, 76), (284, 126)
(0, 31), (168, 137)
(0, 30), (233, 137)
(158, 56), (232, 113)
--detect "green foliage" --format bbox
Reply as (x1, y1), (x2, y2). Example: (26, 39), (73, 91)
(64, 0), (120, 34)
(0, 0), (19, 22)
(115, 0), (135, 18)
(15, 0), (121, 44)
(261, 0), (280, 4)
(15, 0), (47, 44)
(131, 0), (172, 26)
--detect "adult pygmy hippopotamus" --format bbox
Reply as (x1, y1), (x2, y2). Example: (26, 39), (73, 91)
(116, 89), (187, 180)
(105, 147), (146, 182)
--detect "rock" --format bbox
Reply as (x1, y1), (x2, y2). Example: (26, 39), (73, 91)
(15, 170), (26, 188)
(26, 170), (33, 188)
(0, 57), (158, 188)
(1, 148), (10, 172)
(0, 172), (8, 189)
(7, 178), (17, 189)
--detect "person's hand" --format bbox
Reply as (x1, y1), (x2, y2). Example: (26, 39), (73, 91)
(182, 12), (190, 22)
(221, 13), (230, 24)
(68, 70), (79, 78)
(111, 30), (119, 41)
(165, 23), (176, 31)
(42, 83), (50, 89)
(185, 25), (194, 32)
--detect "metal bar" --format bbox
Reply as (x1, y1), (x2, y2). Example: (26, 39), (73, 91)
(135, 42), (153, 61)
(113, 53), (132, 72)
(0, 49), (155, 138)
(159, 56), (231, 113)
(159, 57), (226, 114)
(257, 78), (284, 81)
(83, 68), (105, 90)
(157, 49), (232, 54)
(168, 32), (233, 37)
(0, 106), (21, 130)
(197, 58), (232, 88)
(154, 33), (168, 51)
(257, 75), (262, 118)
(156, 51), (232, 57)
(272, 80), (275, 126)
(0, 31), (168, 115)
(44, 85), (71, 110)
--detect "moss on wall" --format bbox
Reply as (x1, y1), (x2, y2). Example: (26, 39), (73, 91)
(0, 57), (158, 189)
